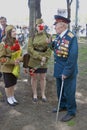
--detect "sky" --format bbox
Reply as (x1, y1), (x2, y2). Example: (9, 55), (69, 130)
(0, 0), (29, 25)
(41, 0), (87, 26)
(0, 0), (86, 27)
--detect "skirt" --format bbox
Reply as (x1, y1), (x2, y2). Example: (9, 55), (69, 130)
(29, 67), (47, 73)
(3, 73), (17, 88)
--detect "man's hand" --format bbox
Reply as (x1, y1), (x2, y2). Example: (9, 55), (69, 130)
(62, 74), (67, 80)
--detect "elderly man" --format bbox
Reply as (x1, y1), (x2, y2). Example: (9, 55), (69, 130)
(48, 14), (78, 122)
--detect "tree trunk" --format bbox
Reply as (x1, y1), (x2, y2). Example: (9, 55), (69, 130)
(35, 0), (42, 19)
(28, 0), (36, 37)
(66, 0), (73, 29)
(28, 0), (42, 37)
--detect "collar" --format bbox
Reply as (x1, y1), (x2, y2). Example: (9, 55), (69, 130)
(59, 29), (68, 38)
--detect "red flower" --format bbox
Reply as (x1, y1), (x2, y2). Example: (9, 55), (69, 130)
(4, 40), (20, 51)
(4, 44), (8, 48)
(10, 42), (20, 51)
(29, 69), (36, 76)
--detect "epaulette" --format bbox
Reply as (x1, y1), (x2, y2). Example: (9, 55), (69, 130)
(67, 32), (74, 38)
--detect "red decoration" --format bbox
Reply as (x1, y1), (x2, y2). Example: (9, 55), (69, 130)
(29, 69), (36, 76)
(0, 58), (7, 63)
(38, 25), (44, 31)
(4, 40), (20, 51)
(4, 44), (8, 48)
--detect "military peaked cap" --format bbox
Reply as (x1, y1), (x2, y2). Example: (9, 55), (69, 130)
(54, 15), (71, 25)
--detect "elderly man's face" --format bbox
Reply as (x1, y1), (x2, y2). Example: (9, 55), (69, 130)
(55, 22), (65, 34)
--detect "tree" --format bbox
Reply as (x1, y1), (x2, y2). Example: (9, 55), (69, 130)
(28, 0), (73, 34)
(66, 0), (73, 28)
(66, 0), (73, 19)
(28, 0), (41, 37)
(35, 0), (42, 19)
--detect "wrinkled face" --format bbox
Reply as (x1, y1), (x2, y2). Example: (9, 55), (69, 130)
(11, 28), (16, 38)
(36, 24), (44, 32)
(55, 22), (66, 34)
(0, 18), (7, 27)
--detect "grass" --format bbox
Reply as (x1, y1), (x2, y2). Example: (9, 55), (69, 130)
(47, 41), (87, 77)
(67, 120), (76, 126)
(78, 42), (87, 76)
(78, 37), (87, 43)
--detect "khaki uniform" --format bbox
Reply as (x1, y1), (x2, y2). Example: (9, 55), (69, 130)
(0, 42), (17, 73)
(28, 32), (52, 68)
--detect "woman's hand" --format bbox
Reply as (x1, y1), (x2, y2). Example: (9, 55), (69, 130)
(46, 36), (52, 43)
(41, 57), (46, 66)
(41, 61), (44, 66)
(0, 58), (7, 63)
(15, 59), (20, 65)
(41, 57), (46, 62)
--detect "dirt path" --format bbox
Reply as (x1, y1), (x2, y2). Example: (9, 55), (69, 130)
(0, 43), (87, 130)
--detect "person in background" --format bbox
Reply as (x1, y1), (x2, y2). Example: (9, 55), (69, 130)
(27, 18), (52, 102)
(47, 14), (78, 122)
(0, 25), (21, 106)
(0, 16), (8, 78)
(0, 16), (8, 42)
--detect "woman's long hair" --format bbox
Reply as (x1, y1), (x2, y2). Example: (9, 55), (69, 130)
(4, 29), (16, 46)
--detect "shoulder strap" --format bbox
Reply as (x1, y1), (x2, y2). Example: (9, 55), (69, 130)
(67, 31), (74, 38)
(65, 31), (74, 42)
(44, 30), (49, 38)
(32, 34), (35, 41)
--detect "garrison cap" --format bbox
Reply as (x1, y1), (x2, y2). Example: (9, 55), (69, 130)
(36, 18), (44, 25)
(5, 25), (14, 34)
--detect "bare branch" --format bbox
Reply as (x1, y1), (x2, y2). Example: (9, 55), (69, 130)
(66, 0), (73, 6)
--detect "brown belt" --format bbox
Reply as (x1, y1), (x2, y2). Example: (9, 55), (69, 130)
(34, 48), (47, 52)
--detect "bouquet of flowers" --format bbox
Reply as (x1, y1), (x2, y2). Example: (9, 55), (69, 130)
(5, 40), (22, 78)
(11, 49), (22, 78)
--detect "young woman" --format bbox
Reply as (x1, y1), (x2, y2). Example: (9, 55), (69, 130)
(0, 25), (21, 106)
(27, 18), (52, 102)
